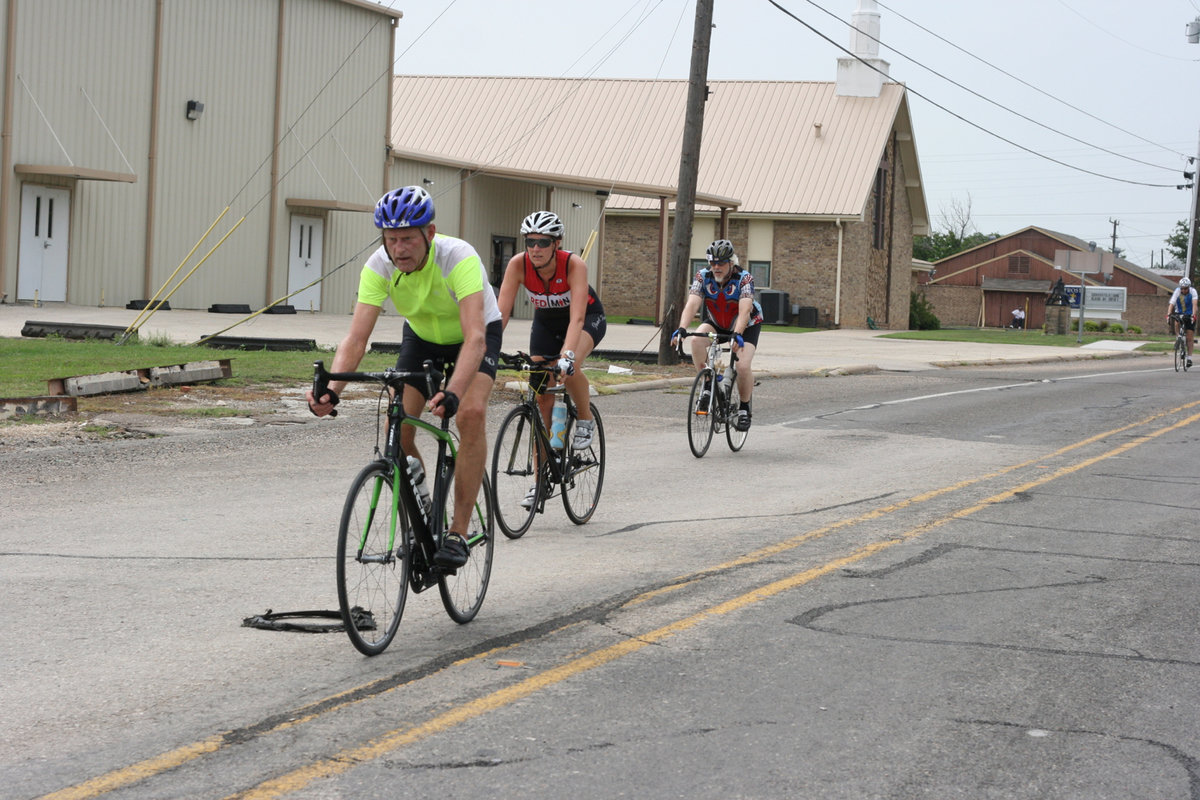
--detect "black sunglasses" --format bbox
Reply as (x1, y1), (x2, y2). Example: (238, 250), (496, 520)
(525, 237), (555, 249)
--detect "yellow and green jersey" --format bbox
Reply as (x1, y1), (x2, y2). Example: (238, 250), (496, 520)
(359, 233), (501, 344)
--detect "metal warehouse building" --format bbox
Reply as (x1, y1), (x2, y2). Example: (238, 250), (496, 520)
(0, 0), (398, 313)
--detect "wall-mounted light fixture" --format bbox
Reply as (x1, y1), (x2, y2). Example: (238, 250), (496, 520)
(571, 202), (582, 208)
(422, 177), (434, 185)
(185, 100), (204, 121)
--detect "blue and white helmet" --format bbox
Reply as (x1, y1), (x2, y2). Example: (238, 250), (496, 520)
(1181, 277), (1193, 289)
(374, 186), (435, 229)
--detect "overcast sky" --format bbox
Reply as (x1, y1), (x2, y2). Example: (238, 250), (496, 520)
(376, 0), (1200, 270)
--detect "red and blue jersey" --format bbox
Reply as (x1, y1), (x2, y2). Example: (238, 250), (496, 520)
(689, 267), (763, 330)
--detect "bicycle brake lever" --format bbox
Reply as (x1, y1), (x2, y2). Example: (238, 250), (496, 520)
(312, 360), (337, 417)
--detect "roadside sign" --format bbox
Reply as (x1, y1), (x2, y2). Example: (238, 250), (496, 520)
(1064, 285), (1126, 311)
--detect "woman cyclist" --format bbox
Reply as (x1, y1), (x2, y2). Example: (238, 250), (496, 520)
(496, 210), (607, 507)
(671, 239), (762, 432)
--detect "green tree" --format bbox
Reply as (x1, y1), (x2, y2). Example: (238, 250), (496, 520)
(912, 194), (999, 263)
(1165, 219), (1197, 280)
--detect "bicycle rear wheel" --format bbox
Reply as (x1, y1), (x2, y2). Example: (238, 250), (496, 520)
(1176, 337), (1185, 372)
(491, 404), (540, 538)
(725, 376), (749, 452)
(562, 402), (605, 524)
(438, 464), (494, 624)
(337, 460), (410, 656)
(687, 370), (716, 458)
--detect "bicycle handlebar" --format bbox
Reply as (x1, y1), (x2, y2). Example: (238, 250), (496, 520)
(312, 359), (443, 418)
(498, 351), (566, 375)
(672, 330), (737, 360)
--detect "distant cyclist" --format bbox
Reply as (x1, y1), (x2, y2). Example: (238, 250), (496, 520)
(496, 210), (607, 508)
(306, 185), (502, 570)
(1167, 276), (1197, 368)
(670, 239), (762, 431)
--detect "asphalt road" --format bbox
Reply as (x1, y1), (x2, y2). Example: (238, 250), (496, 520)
(5, 359), (1200, 799)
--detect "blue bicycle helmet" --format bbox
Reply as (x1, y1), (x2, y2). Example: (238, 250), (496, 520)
(374, 186), (435, 229)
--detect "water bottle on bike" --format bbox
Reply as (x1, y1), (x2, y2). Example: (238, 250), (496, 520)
(550, 396), (568, 450)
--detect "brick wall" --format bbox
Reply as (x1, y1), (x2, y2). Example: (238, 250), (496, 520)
(600, 215), (663, 319)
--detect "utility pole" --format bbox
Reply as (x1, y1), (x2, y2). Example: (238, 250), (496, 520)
(1109, 218), (1118, 254)
(658, 0), (714, 364)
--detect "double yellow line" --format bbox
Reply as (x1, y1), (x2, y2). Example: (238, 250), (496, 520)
(41, 401), (1200, 800)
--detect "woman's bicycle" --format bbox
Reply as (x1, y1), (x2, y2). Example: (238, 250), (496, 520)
(1170, 311), (1192, 372)
(312, 360), (495, 656)
(490, 351), (605, 538)
(678, 331), (749, 458)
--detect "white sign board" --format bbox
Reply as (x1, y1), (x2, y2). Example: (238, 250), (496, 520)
(1065, 285), (1126, 311)
(1055, 249), (1114, 275)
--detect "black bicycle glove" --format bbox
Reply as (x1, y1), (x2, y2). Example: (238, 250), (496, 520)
(309, 388), (339, 417)
(672, 327), (686, 343)
(437, 389), (460, 419)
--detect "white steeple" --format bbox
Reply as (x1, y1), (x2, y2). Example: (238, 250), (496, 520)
(836, 0), (891, 97)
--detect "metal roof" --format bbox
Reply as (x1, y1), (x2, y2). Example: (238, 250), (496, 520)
(390, 76), (924, 221)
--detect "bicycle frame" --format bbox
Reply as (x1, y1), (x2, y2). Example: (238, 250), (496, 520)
(498, 354), (575, 492)
(682, 331), (739, 420)
(314, 360), (479, 587)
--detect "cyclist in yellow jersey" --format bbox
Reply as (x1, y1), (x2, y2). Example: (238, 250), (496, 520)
(306, 186), (502, 569)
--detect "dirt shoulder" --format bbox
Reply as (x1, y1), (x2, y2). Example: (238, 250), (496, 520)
(1, 361), (698, 452)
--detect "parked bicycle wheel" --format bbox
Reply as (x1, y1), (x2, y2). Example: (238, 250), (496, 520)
(437, 462), (494, 623)
(336, 460), (410, 657)
(725, 376), (749, 452)
(491, 404), (540, 538)
(688, 369), (716, 458)
(1176, 337), (1185, 372)
(562, 402), (605, 524)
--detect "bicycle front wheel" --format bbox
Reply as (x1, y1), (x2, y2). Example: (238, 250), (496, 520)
(725, 377), (749, 452)
(1176, 338), (1185, 372)
(491, 404), (540, 538)
(337, 460), (410, 657)
(562, 402), (605, 524)
(438, 465), (494, 623)
(687, 369), (716, 458)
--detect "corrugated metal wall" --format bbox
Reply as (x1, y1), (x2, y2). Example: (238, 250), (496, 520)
(273, 0), (391, 312)
(11, 0), (155, 306)
(0, 0), (395, 311)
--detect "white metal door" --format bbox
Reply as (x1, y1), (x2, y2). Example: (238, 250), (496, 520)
(17, 185), (70, 302)
(287, 215), (323, 312)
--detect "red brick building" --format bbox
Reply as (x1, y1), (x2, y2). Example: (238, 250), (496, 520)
(918, 226), (1176, 333)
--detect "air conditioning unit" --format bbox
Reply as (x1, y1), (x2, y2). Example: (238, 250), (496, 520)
(757, 289), (790, 324)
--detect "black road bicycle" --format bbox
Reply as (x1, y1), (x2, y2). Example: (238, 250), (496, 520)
(313, 360), (495, 656)
(491, 352), (605, 538)
(1170, 311), (1193, 372)
(678, 331), (749, 458)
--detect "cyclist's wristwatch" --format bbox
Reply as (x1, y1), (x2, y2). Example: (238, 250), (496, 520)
(562, 350), (575, 361)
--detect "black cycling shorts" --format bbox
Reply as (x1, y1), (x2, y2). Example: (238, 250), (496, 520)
(394, 319), (503, 398)
(529, 311), (607, 360)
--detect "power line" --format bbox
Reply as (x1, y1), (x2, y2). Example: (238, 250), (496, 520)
(764, 0), (1181, 188)
(799, 0), (1180, 172)
(877, 0), (1191, 160)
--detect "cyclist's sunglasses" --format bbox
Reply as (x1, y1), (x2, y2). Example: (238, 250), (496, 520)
(525, 237), (555, 249)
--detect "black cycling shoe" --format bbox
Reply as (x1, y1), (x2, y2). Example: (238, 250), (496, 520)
(434, 532), (469, 569)
(735, 408), (751, 431)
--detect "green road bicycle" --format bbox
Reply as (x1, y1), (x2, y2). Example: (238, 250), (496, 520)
(313, 360), (494, 656)
(491, 352), (605, 538)
(678, 331), (749, 458)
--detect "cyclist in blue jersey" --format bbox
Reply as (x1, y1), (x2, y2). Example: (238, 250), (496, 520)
(670, 239), (762, 432)
(1167, 276), (1197, 368)
(306, 186), (502, 569)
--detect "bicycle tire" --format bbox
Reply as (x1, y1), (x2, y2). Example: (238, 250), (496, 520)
(562, 402), (605, 524)
(725, 375), (749, 452)
(688, 369), (716, 458)
(438, 465), (494, 623)
(1176, 337), (1184, 372)
(491, 404), (540, 538)
(336, 460), (410, 657)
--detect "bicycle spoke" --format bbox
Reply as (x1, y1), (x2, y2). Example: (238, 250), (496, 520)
(337, 461), (409, 656)
(562, 403), (605, 524)
(491, 405), (540, 538)
(438, 468), (494, 624)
